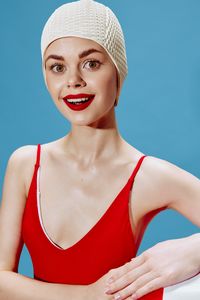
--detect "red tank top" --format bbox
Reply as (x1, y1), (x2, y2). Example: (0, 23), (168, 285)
(22, 144), (164, 299)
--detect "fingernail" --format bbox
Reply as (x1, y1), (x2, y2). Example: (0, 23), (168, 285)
(104, 288), (111, 294)
(131, 294), (137, 299)
(114, 294), (121, 300)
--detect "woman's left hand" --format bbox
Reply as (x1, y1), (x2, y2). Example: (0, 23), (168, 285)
(104, 235), (200, 299)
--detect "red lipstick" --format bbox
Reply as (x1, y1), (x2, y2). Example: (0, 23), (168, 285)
(63, 93), (95, 111)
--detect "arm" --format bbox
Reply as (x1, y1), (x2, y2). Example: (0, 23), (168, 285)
(0, 146), (88, 300)
(0, 271), (88, 300)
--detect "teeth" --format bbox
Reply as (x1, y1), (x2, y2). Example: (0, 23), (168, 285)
(67, 97), (90, 103)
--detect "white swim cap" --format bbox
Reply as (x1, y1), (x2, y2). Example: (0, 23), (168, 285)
(41, 0), (128, 105)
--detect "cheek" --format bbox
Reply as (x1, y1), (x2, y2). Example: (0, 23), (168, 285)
(94, 70), (117, 99)
(103, 73), (117, 100)
(46, 74), (63, 98)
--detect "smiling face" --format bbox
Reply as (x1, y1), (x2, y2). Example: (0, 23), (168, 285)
(43, 36), (119, 126)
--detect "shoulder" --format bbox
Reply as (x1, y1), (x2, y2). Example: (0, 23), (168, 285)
(143, 155), (180, 178)
(8, 144), (38, 160)
(139, 155), (197, 208)
(7, 145), (39, 197)
(8, 144), (38, 170)
(143, 155), (192, 185)
(130, 155), (183, 211)
(141, 155), (183, 192)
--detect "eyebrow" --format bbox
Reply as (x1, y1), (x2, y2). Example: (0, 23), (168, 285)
(44, 48), (103, 66)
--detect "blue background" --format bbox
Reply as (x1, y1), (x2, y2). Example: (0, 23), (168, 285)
(1, 0), (199, 277)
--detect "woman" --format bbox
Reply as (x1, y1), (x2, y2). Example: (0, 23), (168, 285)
(0, 0), (199, 299)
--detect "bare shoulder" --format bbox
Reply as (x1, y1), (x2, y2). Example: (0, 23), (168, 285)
(5, 145), (37, 180)
(132, 154), (197, 215)
(7, 145), (39, 197)
(8, 144), (37, 165)
(143, 155), (197, 190)
(139, 155), (184, 198)
(1, 144), (39, 206)
(8, 144), (38, 176)
(142, 155), (183, 180)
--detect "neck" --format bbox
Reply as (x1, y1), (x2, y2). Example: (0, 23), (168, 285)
(61, 110), (123, 166)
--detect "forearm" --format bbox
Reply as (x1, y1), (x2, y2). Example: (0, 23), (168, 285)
(0, 271), (89, 300)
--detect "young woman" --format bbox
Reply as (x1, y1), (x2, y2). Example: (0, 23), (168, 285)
(0, 0), (199, 299)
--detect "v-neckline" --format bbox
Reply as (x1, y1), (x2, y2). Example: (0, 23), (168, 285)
(35, 156), (146, 252)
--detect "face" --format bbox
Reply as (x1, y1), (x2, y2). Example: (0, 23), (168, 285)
(43, 36), (118, 126)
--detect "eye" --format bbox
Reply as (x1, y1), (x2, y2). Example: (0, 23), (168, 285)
(83, 60), (101, 70)
(49, 63), (65, 73)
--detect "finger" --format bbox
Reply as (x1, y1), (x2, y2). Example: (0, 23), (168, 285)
(107, 271), (158, 300)
(105, 262), (150, 294)
(133, 277), (163, 299)
(106, 255), (145, 284)
(129, 255), (147, 271)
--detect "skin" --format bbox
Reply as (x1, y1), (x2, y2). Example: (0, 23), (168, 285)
(0, 36), (199, 300)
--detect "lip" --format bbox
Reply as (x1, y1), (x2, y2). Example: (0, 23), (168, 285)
(62, 93), (95, 111)
(63, 93), (95, 100)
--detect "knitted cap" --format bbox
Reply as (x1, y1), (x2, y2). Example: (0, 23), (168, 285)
(41, 0), (128, 102)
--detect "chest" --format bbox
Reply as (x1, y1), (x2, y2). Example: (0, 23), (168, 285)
(25, 153), (165, 251)
(34, 160), (140, 250)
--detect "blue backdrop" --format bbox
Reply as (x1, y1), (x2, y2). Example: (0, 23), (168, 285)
(1, 0), (199, 277)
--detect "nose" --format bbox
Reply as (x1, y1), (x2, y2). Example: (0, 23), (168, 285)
(66, 68), (86, 88)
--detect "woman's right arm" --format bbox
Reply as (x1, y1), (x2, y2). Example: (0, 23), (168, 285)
(0, 271), (90, 300)
(0, 146), (114, 300)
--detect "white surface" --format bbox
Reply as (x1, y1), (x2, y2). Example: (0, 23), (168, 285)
(164, 273), (200, 299)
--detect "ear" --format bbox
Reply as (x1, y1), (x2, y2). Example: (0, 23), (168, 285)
(114, 70), (121, 107)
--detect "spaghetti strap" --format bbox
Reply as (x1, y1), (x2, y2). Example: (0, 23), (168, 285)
(35, 144), (41, 167)
(129, 155), (147, 190)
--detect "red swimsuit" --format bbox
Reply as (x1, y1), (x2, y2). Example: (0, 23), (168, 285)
(22, 144), (164, 299)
